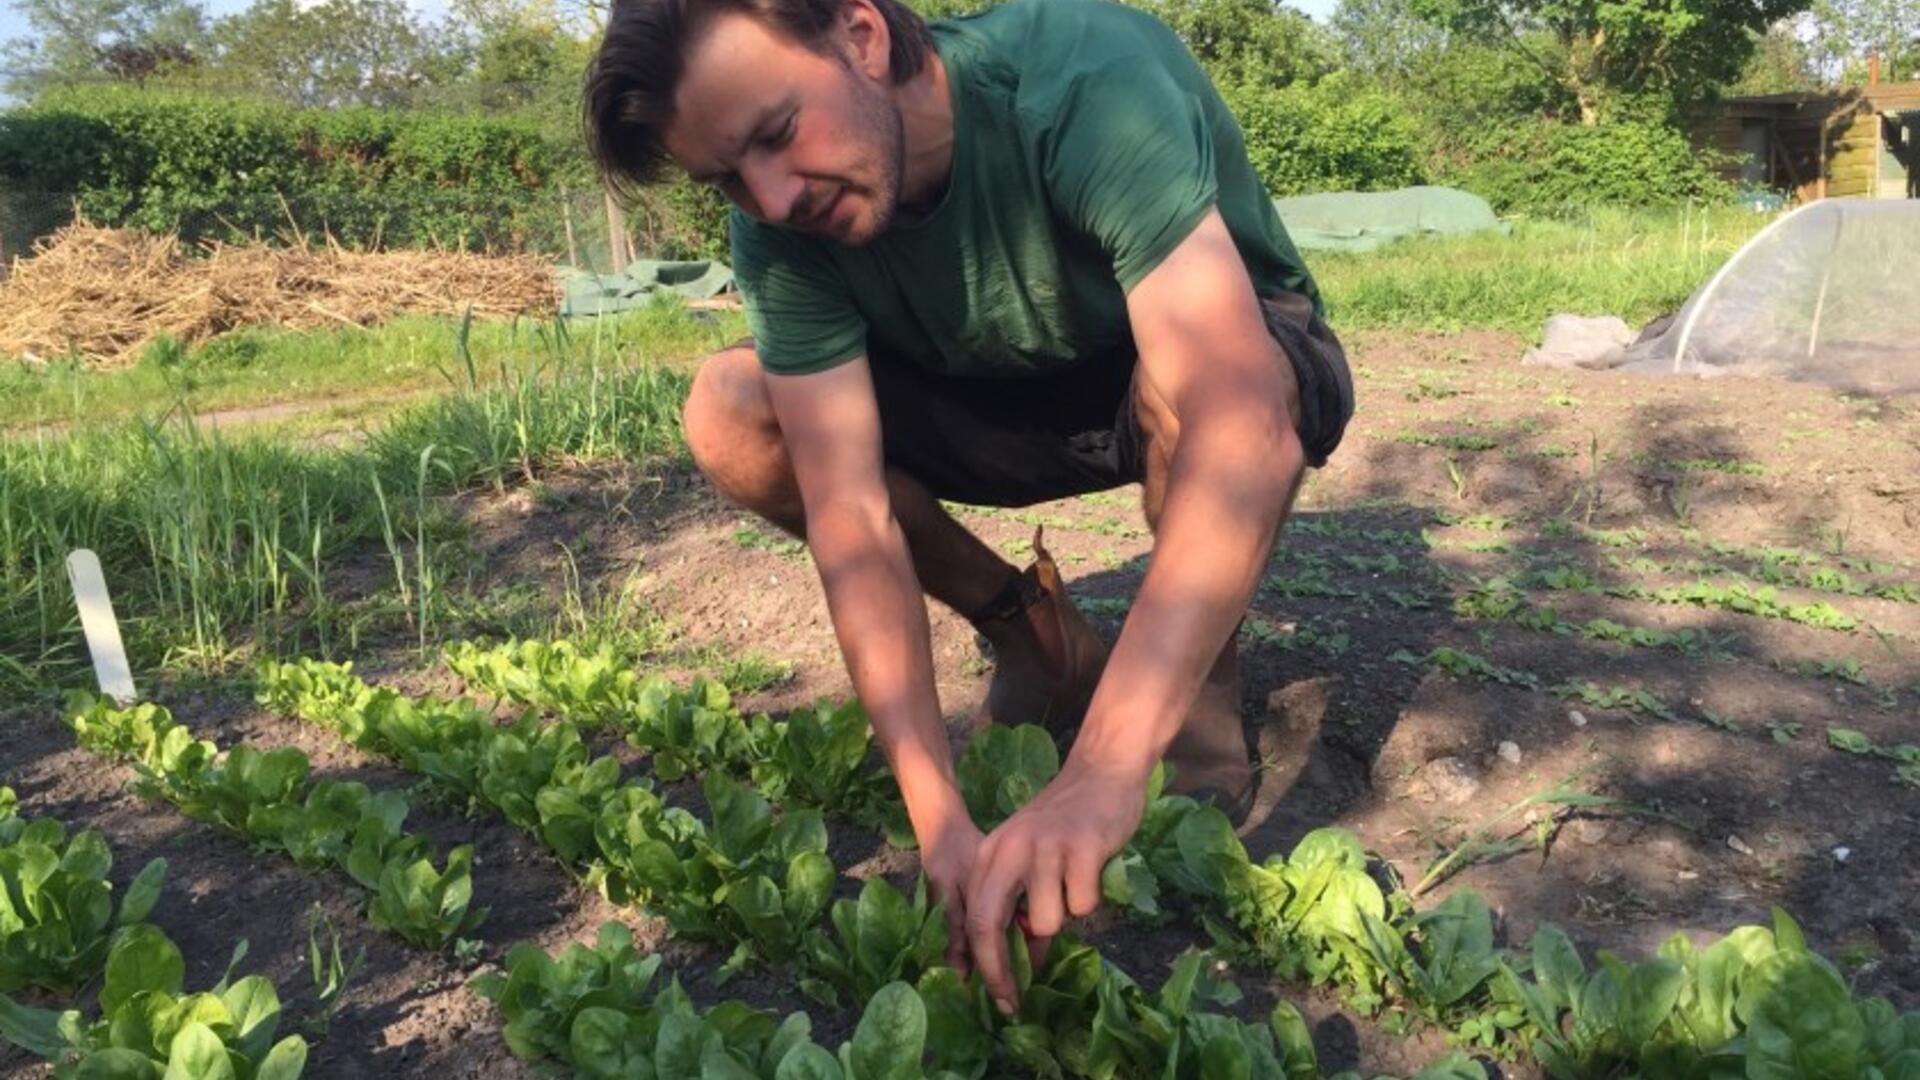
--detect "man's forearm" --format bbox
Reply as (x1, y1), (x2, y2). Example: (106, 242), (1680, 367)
(806, 502), (968, 833)
(1070, 408), (1304, 779)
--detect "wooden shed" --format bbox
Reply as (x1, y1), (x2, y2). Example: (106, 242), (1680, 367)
(1697, 81), (1920, 201)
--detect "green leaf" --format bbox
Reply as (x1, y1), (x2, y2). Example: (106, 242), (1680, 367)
(254, 1036), (309, 1080)
(101, 924), (185, 1017)
(1199, 1030), (1254, 1080)
(726, 876), (789, 958)
(118, 859), (169, 926)
(843, 982), (925, 1080)
(569, 1007), (649, 1080)
(706, 775), (773, 868)
(1827, 727), (1875, 754)
(61, 830), (113, 882)
(783, 853), (835, 930)
(1737, 952), (1865, 1080)
(71, 1048), (162, 1079)
(216, 975), (281, 1065)
(1289, 828), (1368, 871)
(1269, 1001), (1318, 1079)
(161, 1021), (236, 1080)
(0, 993), (81, 1059)
(775, 1043), (844, 1080)
(1618, 958), (1685, 1049)
(1529, 925), (1586, 1010)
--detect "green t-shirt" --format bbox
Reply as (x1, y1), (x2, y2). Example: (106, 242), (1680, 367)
(730, 0), (1320, 378)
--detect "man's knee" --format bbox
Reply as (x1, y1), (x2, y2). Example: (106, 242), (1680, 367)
(683, 343), (773, 471)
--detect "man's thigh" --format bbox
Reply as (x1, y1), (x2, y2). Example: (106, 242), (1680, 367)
(868, 352), (1145, 509)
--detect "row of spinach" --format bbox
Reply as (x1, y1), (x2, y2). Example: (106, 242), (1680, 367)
(0, 789), (310, 1078)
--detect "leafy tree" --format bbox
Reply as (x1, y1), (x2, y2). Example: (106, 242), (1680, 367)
(1332, 0), (1451, 81)
(1806, 0), (1920, 83)
(0, 0), (208, 96)
(1728, 20), (1827, 93)
(201, 0), (461, 108)
(444, 0), (593, 111)
(1127, 0), (1339, 85)
(1409, 0), (1813, 121)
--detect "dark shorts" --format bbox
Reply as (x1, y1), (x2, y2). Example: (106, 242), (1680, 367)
(859, 292), (1354, 508)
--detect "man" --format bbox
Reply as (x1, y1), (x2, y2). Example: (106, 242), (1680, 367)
(585, 0), (1352, 1014)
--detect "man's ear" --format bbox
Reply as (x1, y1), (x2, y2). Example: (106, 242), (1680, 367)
(839, 0), (894, 82)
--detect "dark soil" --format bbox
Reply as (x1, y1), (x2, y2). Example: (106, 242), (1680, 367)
(5, 327), (1917, 1078)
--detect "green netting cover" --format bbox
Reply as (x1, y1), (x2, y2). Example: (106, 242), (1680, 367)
(1271, 186), (1508, 253)
(561, 259), (734, 316)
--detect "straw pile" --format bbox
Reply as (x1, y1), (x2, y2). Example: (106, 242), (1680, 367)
(0, 222), (561, 367)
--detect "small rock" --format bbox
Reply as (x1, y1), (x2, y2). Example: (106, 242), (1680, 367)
(1567, 818), (1611, 845)
(1727, 834), (1756, 856)
(1568, 710), (1589, 728)
(1497, 740), (1523, 765)
(1677, 869), (1700, 882)
(1832, 846), (1852, 864)
(1420, 756), (1482, 805)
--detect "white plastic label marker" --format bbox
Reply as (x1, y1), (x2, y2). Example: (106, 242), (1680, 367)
(66, 549), (137, 705)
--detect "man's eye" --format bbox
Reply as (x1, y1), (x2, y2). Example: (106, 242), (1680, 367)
(769, 114), (796, 148)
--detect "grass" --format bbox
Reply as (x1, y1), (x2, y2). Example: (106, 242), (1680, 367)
(1315, 204), (1772, 333)
(0, 298), (742, 433)
(0, 326), (694, 697)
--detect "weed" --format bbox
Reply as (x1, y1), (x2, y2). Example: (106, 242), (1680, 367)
(1392, 646), (1541, 690)
(1396, 432), (1500, 453)
(1548, 682), (1677, 723)
(302, 906), (367, 1039)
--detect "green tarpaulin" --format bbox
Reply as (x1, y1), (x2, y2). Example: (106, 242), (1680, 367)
(561, 260), (735, 316)
(1272, 186), (1508, 253)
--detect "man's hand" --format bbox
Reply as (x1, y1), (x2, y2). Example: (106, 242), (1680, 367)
(963, 758), (1148, 1014)
(916, 807), (986, 975)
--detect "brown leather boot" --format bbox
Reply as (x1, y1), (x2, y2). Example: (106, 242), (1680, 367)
(1164, 637), (1255, 825)
(969, 528), (1109, 743)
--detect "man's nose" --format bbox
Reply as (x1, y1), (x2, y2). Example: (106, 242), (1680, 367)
(741, 158), (805, 225)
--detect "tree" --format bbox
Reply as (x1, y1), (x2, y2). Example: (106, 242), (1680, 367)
(445, 0), (591, 110)
(1807, 0), (1920, 83)
(0, 0), (208, 96)
(1728, 19), (1826, 93)
(204, 0), (460, 108)
(1409, 0), (1814, 121)
(1331, 0), (1450, 81)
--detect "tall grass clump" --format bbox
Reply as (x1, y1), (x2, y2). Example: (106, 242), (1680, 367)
(1313, 204), (1774, 333)
(0, 344), (694, 697)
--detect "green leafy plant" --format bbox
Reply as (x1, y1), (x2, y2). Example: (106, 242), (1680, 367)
(63, 693), (484, 951)
(0, 923), (308, 1079)
(300, 906), (365, 1040)
(1391, 647), (1541, 690)
(800, 876), (948, 1008)
(0, 790), (168, 996)
(746, 700), (908, 841)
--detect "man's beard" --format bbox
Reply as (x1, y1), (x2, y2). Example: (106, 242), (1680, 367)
(799, 64), (906, 246)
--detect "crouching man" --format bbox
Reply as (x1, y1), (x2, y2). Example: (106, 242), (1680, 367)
(585, 0), (1353, 1013)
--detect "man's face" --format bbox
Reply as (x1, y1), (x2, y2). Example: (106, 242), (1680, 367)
(664, 11), (905, 246)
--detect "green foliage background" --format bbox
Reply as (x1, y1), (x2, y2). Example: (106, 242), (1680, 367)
(0, 0), (1797, 261)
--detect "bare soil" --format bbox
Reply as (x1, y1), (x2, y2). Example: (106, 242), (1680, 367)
(5, 327), (1917, 1078)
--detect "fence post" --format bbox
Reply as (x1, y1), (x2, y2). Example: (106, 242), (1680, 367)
(561, 185), (580, 267)
(603, 184), (631, 274)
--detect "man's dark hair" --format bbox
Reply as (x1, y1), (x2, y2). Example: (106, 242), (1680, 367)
(585, 0), (936, 194)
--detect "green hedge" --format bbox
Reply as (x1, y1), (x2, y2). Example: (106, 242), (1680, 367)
(1439, 118), (1734, 214)
(0, 85), (592, 252)
(1221, 72), (1426, 196)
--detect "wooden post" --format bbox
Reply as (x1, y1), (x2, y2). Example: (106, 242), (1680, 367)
(561, 185), (579, 267)
(603, 183), (630, 274)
